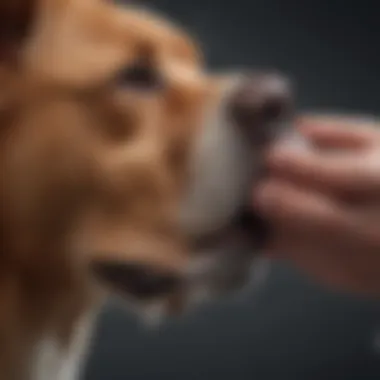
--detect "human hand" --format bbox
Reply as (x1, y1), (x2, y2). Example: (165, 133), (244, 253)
(253, 115), (380, 296)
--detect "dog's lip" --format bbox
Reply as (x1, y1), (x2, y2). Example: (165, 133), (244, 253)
(91, 260), (182, 300)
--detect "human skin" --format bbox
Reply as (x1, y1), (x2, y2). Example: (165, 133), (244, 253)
(253, 115), (380, 296)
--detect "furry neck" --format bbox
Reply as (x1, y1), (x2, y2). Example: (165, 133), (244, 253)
(0, 242), (95, 380)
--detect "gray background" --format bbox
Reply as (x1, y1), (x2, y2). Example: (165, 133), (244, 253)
(85, 1), (380, 379)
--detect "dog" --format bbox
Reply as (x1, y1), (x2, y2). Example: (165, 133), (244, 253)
(0, 0), (299, 379)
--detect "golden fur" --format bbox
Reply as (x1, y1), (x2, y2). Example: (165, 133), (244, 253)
(0, 1), (295, 378)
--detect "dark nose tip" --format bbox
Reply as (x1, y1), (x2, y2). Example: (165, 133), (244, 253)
(228, 72), (293, 144)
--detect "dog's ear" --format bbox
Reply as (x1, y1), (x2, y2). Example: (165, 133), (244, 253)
(0, 0), (97, 66)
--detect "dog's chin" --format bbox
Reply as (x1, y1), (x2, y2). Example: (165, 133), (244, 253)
(183, 207), (270, 304)
(90, 208), (269, 323)
(90, 259), (185, 324)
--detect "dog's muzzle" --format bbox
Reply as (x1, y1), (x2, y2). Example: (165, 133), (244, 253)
(182, 71), (294, 246)
(179, 71), (298, 299)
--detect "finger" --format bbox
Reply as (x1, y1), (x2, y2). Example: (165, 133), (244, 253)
(301, 124), (379, 151)
(299, 113), (380, 140)
(297, 114), (380, 150)
(267, 228), (355, 291)
(266, 146), (380, 196)
(254, 177), (380, 295)
(253, 179), (352, 234)
(269, 228), (380, 296)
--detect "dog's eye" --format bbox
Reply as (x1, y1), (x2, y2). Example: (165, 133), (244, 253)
(118, 63), (163, 91)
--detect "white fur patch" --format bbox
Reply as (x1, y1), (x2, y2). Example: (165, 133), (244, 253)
(31, 310), (97, 380)
(179, 76), (256, 238)
(32, 336), (62, 380)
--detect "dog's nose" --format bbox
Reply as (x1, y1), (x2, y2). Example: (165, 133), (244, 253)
(228, 72), (293, 145)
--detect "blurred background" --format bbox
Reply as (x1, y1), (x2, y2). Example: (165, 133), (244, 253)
(85, 1), (380, 379)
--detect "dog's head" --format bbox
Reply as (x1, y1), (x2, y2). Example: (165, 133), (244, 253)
(0, 0), (297, 316)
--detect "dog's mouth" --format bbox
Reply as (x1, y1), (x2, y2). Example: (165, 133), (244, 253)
(90, 209), (267, 304)
(91, 260), (183, 301)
